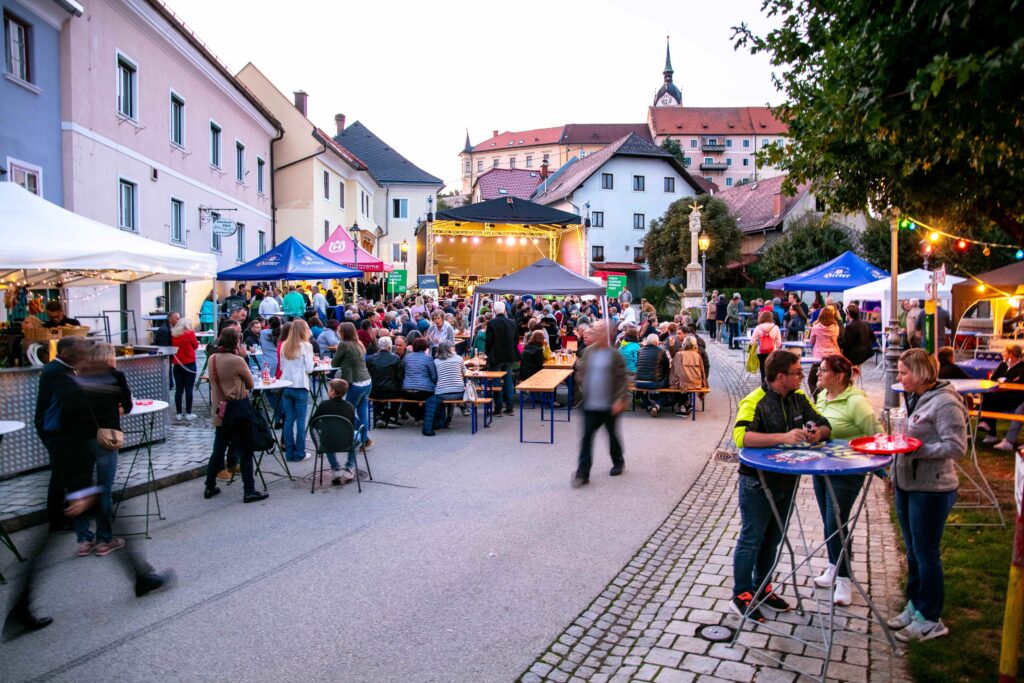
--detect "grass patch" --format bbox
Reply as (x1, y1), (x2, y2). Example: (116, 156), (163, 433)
(899, 443), (1020, 682)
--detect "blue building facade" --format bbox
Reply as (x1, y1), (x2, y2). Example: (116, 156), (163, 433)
(0, 0), (80, 205)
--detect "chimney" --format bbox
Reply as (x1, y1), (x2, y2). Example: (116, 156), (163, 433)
(493, 129), (499, 138)
(540, 160), (550, 180)
(293, 90), (308, 116)
(335, 113), (346, 135)
(772, 192), (783, 217)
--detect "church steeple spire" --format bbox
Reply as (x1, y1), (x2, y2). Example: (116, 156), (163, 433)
(463, 129), (473, 153)
(663, 36), (674, 81)
(653, 35), (682, 107)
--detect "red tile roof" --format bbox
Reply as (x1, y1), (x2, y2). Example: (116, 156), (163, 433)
(715, 174), (811, 233)
(472, 126), (564, 152)
(312, 128), (367, 171)
(560, 123), (652, 145)
(690, 176), (720, 195)
(473, 168), (545, 200)
(649, 106), (789, 136)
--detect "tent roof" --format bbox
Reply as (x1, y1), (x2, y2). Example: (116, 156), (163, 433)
(474, 258), (604, 296)
(217, 236), (363, 281)
(0, 183), (217, 286)
(950, 260), (1024, 327)
(765, 251), (888, 292)
(317, 226), (393, 272)
(842, 268), (965, 300)
(435, 196), (581, 226)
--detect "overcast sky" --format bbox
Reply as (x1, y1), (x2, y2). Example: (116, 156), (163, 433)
(164, 0), (784, 191)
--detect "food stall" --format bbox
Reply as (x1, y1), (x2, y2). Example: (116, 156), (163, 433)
(0, 183), (217, 477)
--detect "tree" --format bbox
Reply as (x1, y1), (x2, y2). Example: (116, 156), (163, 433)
(747, 212), (857, 284)
(859, 217), (1016, 278)
(660, 138), (685, 165)
(858, 217), (924, 275)
(734, 1), (1024, 244)
(644, 195), (742, 287)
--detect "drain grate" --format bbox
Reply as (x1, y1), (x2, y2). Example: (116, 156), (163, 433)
(697, 624), (736, 642)
(713, 449), (738, 464)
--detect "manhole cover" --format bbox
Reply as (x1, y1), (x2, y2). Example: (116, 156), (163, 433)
(698, 624), (735, 642)
(713, 449), (738, 464)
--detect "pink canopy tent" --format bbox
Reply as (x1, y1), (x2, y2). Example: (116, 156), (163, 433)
(317, 225), (394, 272)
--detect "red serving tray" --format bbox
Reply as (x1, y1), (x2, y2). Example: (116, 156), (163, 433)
(849, 435), (921, 455)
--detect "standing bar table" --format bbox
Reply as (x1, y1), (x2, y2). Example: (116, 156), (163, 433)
(113, 399), (169, 539)
(0, 421), (27, 583)
(734, 440), (896, 682)
(251, 378), (294, 486)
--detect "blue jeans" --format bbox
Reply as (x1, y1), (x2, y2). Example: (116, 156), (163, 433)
(812, 474), (866, 578)
(73, 440), (117, 544)
(345, 382), (372, 443)
(733, 473), (798, 596)
(491, 362), (516, 412)
(326, 432), (362, 471)
(280, 387), (309, 461)
(893, 486), (957, 621)
(634, 379), (668, 409)
(423, 391), (463, 433)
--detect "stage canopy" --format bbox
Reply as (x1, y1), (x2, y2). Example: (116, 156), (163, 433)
(766, 251), (888, 292)
(474, 258), (605, 296)
(951, 260), (1024, 334)
(436, 196), (582, 225)
(217, 236), (363, 281)
(317, 225), (393, 272)
(0, 182), (217, 286)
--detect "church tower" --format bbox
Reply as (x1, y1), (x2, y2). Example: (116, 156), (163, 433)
(653, 37), (682, 107)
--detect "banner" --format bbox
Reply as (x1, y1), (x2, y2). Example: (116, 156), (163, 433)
(606, 275), (627, 299)
(387, 269), (407, 295)
(417, 274), (438, 297)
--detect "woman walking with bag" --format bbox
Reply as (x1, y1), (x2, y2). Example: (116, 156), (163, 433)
(170, 318), (199, 421)
(203, 328), (267, 503)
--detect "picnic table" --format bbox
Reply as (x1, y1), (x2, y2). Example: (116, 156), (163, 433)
(515, 368), (574, 444)
(543, 353), (577, 369)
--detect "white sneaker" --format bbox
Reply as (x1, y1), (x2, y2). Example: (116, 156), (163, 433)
(174, 413), (183, 421)
(994, 439), (1017, 451)
(184, 413), (197, 422)
(886, 602), (916, 630)
(339, 467), (355, 481)
(982, 434), (999, 445)
(832, 577), (852, 606)
(813, 563), (836, 588)
(895, 614), (949, 642)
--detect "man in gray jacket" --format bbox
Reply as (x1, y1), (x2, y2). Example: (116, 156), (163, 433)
(572, 321), (629, 488)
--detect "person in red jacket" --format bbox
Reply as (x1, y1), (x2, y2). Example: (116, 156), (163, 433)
(171, 318), (199, 420)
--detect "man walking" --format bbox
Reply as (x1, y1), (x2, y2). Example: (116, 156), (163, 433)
(572, 321), (629, 488)
(485, 301), (520, 415)
(34, 337), (81, 532)
(730, 350), (831, 622)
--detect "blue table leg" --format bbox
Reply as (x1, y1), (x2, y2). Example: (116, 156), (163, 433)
(567, 376), (573, 423)
(519, 391), (525, 442)
(548, 391), (554, 444)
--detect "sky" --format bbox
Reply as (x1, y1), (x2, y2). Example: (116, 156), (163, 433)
(163, 0), (784, 191)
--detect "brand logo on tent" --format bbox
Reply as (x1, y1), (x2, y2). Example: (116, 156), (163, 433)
(299, 254), (324, 265)
(823, 267), (852, 279)
(257, 254), (281, 267)
(327, 240), (347, 254)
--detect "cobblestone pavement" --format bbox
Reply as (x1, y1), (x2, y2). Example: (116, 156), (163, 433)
(520, 343), (910, 683)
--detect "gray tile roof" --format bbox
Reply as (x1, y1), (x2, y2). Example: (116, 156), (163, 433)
(335, 121), (442, 186)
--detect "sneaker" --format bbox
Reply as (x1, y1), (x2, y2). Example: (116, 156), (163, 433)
(994, 439), (1017, 451)
(339, 467), (355, 482)
(571, 473), (589, 489)
(833, 577), (852, 606)
(813, 563), (836, 588)
(977, 421), (992, 432)
(504, 409), (515, 416)
(886, 601), (916, 630)
(216, 469), (232, 482)
(982, 434), (999, 445)
(174, 413), (183, 421)
(330, 470), (343, 486)
(758, 585), (792, 612)
(243, 491), (269, 503)
(895, 615), (949, 642)
(77, 541), (97, 557)
(135, 570), (174, 598)
(730, 592), (765, 623)
(185, 413), (197, 421)
(609, 464), (624, 476)
(94, 538), (126, 557)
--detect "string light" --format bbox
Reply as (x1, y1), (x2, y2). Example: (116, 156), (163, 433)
(460, 237), (467, 243)
(929, 231), (940, 242)
(496, 237), (503, 245)
(1017, 249), (1024, 260)
(956, 239), (968, 250)
(901, 215), (1020, 256)
(983, 245), (991, 256)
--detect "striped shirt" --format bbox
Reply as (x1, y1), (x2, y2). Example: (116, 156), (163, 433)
(434, 356), (465, 395)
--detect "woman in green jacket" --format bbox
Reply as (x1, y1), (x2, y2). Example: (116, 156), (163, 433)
(812, 354), (879, 606)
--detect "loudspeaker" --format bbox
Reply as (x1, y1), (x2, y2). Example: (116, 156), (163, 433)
(439, 273), (450, 287)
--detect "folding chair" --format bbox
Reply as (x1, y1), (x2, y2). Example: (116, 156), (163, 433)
(308, 415), (371, 493)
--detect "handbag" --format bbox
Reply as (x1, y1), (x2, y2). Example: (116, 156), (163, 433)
(745, 342), (760, 374)
(210, 355), (228, 419)
(462, 379), (478, 404)
(86, 399), (125, 449)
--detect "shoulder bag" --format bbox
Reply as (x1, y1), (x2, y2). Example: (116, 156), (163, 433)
(86, 396), (125, 450)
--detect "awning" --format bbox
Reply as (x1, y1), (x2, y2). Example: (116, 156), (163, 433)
(765, 251), (888, 292)
(217, 236), (363, 281)
(318, 225), (393, 272)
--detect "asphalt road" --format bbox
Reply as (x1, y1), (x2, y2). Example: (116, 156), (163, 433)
(1, 394), (730, 682)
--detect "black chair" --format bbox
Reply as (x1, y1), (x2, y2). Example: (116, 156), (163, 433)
(308, 415), (371, 493)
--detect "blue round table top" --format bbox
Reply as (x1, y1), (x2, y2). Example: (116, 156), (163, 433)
(739, 439), (893, 476)
(891, 379), (998, 394)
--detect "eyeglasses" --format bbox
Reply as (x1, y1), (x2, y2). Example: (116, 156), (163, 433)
(787, 369), (805, 377)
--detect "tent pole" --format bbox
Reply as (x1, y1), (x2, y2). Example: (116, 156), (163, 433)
(602, 295), (611, 346)
(468, 292), (480, 354)
(212, 278), (218, 335)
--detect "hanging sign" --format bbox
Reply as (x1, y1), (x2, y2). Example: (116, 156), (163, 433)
(606, 275), (627, 298)
(417, 274), (438, 295)
(212, 218), (237, 236)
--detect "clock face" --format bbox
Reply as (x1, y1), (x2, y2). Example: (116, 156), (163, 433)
(658, 95), (677, 106)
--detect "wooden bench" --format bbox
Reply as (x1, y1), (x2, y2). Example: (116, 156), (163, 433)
(369, 397), (493, 434)
(628, 384), (709, 421)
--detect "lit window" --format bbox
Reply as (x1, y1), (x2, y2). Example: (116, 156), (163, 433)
(116, 54), (138, 120)
(118, 179), (138, 231)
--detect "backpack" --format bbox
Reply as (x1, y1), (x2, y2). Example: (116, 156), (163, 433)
(758, 326), (776, 354)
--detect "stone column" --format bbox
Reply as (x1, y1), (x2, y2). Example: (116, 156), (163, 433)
(683, 203), (704, 311)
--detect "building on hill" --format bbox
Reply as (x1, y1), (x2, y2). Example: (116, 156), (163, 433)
(335, 118), (443, 282)
(532, 132), (704, 278)
(471, 168), (545, 202)
(458, 126), (562, 194)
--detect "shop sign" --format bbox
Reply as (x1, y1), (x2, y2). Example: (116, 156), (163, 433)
(606, 275), (627, 298)
(212, 218), (236, 236)
(388, 270), (408, 294)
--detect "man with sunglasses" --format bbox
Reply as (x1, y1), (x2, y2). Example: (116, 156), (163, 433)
(730, 350), (831, 622)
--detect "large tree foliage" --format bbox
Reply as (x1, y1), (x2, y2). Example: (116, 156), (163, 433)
(644, 195), (742, 286)
(859, 217), (1016, 278)
(858, 217), (925, 275)
(660, 138), (685, 165)
(748, 212), (857, 284)
(734, 1), (1024, 244)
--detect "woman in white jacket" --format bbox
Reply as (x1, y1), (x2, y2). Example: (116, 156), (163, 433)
(277, 318), (315, 462)
(750, 310), (783, 387)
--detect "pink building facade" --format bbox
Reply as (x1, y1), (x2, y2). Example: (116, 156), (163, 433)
(59, 0), (279, 329)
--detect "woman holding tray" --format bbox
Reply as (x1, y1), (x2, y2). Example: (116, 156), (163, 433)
(811, 354), (879, 606)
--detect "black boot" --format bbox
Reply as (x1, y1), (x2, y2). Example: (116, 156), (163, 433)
(2, 597), (53, 642)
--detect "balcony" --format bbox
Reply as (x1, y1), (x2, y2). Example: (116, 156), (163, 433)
(700, 161), (729, 171)
(701, 141), (726, 153)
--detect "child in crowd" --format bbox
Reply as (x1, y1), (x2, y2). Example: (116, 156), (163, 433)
(309, 378), (362, 486)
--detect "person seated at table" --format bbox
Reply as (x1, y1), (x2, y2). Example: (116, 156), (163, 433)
(731, 351), (831, 623)
(750, 310), (783, 389)
(519, 331), (548, 383)
(807, 305), (841, 395)
(317, 319), (341, 352)
(357, 318), (377, 355)
(42, 300), (81, 328)
(811, 354), (879, 606)
(278, 319), (315, 463)
(307, 316), (325, 341)
(669, 335), (707, 416)
(423, 341), (466, 436)
(936, 346), (969, 380)
(367, 336), (403, 428)
(242, 320), (262, 350)
(888, 348), (967, 642)
(783, 304), (807, 341)
(979, 344), (1024, 443)
(635, 333), (671, 417)
(309, 378), (361, 485)
(618, 327), (641, 380)
(401, 337), (436, 423)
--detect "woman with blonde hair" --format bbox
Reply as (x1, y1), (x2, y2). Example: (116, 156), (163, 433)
(170, 317), (199, 421)
(278, 318), (314, 462)
(750, 309), (783, 387)
(807, 305), (841, 394)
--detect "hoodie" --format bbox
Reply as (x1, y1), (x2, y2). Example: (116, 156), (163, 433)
(892, 380), (968, 493)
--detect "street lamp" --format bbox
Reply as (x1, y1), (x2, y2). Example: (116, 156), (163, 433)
(349, 221), (360, 303)
(698, 232), (710, 323)
(400, 239), (409, 263)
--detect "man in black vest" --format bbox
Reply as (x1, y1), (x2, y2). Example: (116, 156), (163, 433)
(485, 301), (520, 415)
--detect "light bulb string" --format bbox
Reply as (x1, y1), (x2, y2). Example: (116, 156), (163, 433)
(957, 265), (1017, 299)
(904, 216), (1021, 251)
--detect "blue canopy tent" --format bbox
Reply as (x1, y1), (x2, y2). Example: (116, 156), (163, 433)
(765, 250), (889, 292)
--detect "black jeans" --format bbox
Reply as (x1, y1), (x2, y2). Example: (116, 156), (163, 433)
(371, 388), (401, 424)
(577, 409), (624, 478)
(401, 389), (434, 420)
(172, 362), (196, 414)
(40, 434), (68, 531)
(205, 422), (256, 494)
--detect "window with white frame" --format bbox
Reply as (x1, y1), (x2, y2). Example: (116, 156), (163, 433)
(591, 245), (604, 262)
(690, 139), (697, 148)
(542, 153), (549, 163)
(170, 92), (185, 147)
(8, 160), (40, 195)
(726, 139), (733, 148)
(235, 222), (245, 262)
(601, 173), (613, 189)
(633, 247), (645, 263)
(708, 138), (717, 145)
(323, 171), (330, 200)
(509, 157), (516, 169)
(258, 230), (266, 255)
(664, 177), (675, 193)
(684, 157), (691, 167)
(726, 178), (734, 187)
(4, 12), (30, 82)
(464, 160), (470, 173)
(338, 180), (345, 208)
(633, 175), (645, 191)
(525, 155), (533, 168)
(235, 141), (245, 182)
(492, 158), (499, 168)
(392, 198), (408, 219)
(209, 122), (221, 167)
(477, 160), (483, 172)
(726, 158), (733, 166)
(703, 157), (713, 164)
(633, 213), (645, 230)
(170, 198), (184, 243)
(210, 211), (221, 252)
(256, 157), (265, 194)
(118, 179), (137, 231)
(116, 54), (138, 120)
(591, 211), (604, 227)
(742, 158), (749, 167)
